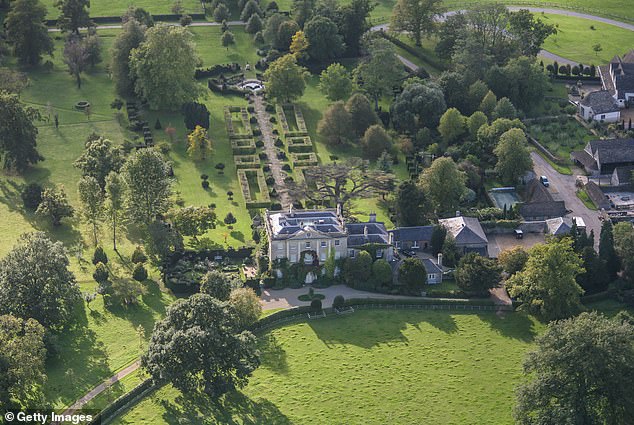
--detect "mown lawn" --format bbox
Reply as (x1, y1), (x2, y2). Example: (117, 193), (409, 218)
(114, 309), (542, 424)
(541, 13), (634, 64)
(40, 0), (203, 19)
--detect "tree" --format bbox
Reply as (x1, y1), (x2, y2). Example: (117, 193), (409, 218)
(438, 108), (466, 145)
(229, 288), (262, 330)
(592, 43), (602, 56)
(263, 13), (292, 50)
(494, 128), (532, 184)
(507, 238), (584, 321)
(277, 20), (300, 51)
(145, 220), (184, 265)
(62, 36), (88, 89)
(129, 24), (199, 110)
(455, 253), (500, 293)
(479, 90), (497, 118)
(599, 220), (620, 281)
(354, 37), (405, 110)
(361, 125), (392, 160)
(399, 257), (427, 294)
(36, 185), (74, 226)
(336, 0), (373, 56)
(55, 0), (90, 34)
(345, 93), (379, 137)
(508, 9), (556, 57)
(131, 246), (148, 264)
(122, 6), (153, 27)
(0, 69), (29, 95)
(93, 262), (111, 295)
(319, 63), (352, 101)
(296, 158), (394, 206)
(391, 81), (447, 134)
(245, 13), (263, 34)
(395, 180), (428, 227)
(419, 157), (466, 213)
(474, 118), (526, 166)
(289, 30), (309, 60)
(435, 12), (468, 60)
(0, 233), (80, 329)
(122, 149), (172, 225)
(0, 91), (43, 172)
(182, 102), (210, 130)
(515, 312), (634, 424)
(304, 16), (344, 62)
(168, 206), (216, 241)
(142, 294), (259, 395)
(467, 111), (488, 140)
(221, 30), (235, 49)
(317, 101), (353, 146)
(186, 125), (213, 160)
(264, 54), (306, 102)
(104, 172), (124, 251)
(132, 263), (148, 282)
(78, 176), (104, 245)
(21, 183), (43, 211)
(343, 251), (372, 288)
(110, 18), (146, 96)
(92, 246), (108, 265)
(82, 33), (102, 68)
(391, 0), (443, 46)
(213, 3), (229, 22)
(498, 246), (528, 275)
(291, 0), (314, 27)
(5, 0), (53, 66)
(576, 246), (609, 295)
(613, 222), (634, 283)
(486, 56), (550, 111)
(0, 315), (46, 408)
(492, 97), (517, 120)
(224, 212), (237, 225)
(430, 225), (446, 255)
(240, 0), (262, 21)
(371, 259), (392, 288)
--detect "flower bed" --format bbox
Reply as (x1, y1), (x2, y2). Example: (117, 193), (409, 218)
(231, 138), (257, 155)
(287, 136), (313, 153)
(237, 168), (271, 208)
(291, 152), (318, 167)
(233, 154), (261, 169)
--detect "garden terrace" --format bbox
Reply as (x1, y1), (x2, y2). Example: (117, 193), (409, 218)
(233, 154), (261, 169)
(224, 106), (253, 139)
(231, 138), (257, 155)
(291, 152), (319, 167)
(287, 136), (314, 153)
(237, 169), (271, 208)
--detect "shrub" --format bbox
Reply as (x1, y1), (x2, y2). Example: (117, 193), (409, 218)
(157, 141), (171, 154)
(266, 177), (275, 185)
(249, 116), (257, 124)
(310, 299), (322, 312)
(201, 174), (209, 180)
(269, 116), (277, 123)
(21, 182), (43, 211)
(180, 14), (192, 26)
(132, 263), (148, 282)
(282, 164), (291, 171)
(92, 246), (108, 265)
(255, 140), (264, 148)
(333, 295), (345, 309)
(224, 212), (237, 225)
(274, 139), (283, 147)
(154, 118), (162, 130)
(111, 99), (123, 110)
(202, 180), (210, 189)
(259, 153), (268, 160)
(263, 165), (271, 172)
(131, 246), (148, 264)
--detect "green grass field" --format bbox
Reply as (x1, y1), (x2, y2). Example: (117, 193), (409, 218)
(39, 0), (203, 19)
(114, 309), (543, 424)
(541, 14), (634, 64)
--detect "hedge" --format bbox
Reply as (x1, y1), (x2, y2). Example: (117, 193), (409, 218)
(377, 31), (447, 72)
(46, 13), (205, 26)
(88, 379), (155, 425)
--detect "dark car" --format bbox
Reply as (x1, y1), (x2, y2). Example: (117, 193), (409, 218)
(400, 250), (417, 258)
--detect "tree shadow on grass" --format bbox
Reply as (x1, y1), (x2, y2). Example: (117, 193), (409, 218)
(258, 334), (289, 375)
(161, 389), (293, 424)
(230, 230), (244, 242)
(477, 310), (539, 343)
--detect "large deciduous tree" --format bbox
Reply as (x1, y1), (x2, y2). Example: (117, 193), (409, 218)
(5, 0), (53, 66)
(199, 270), (234, 301)
(346, 92), (379, 137)
(391, 0), (443, 47)
(0, 91), (43, 172)
(122, 149), (172, 225)
(78, 175), (104, 246)
(110, 18), (146, 96)
(438, 107), (466, 145)
(104, 172), (124, 251)
(0, 315), (46, 409)
(418, 157), (466, 214)
(515, 312), (634, 424)
(399, 257), (427, 294)
(129, 24), (199, 110)
(168, 206), (216, 242)
(36, 185), (74, 226)
(507, 238), (584, 321)
(296, 158), (394, 206)
(391, 81), (447, 133)
(361, 125), (392, 160)
(0, 232), (80, 329)
(229, 288), (262, 330)
(493, 128), (532, 184)
(508, 9), (556, 57)
(186, 125), (213, 160)
(74, 136), (125, 188)
(55, 0), (90, 34)
(354, 37), (405, 110)
(264, 54), (306, 102)
(317, 101), (353, 146)
(486, 56), (550, 111)
(319, 63), (352, 101)
(613, 222), (634, 283)
(455, 253), (501, 293)
(336, 0), (373, 56)
(62, 36), (88, 88)
(304, 16), (344, 62)
(142, 294), (260, 396)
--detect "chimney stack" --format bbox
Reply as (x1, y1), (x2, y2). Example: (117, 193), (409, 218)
(455, 210), (461, 217)
(369, 212), (377, 223)
(289, 204), (294, 217)
(364, 225), (369, 239)
(437, 253), (443, 268)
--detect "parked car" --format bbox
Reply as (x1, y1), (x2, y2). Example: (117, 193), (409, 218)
(514, 229), (523, 239)
(540, 175), (550, 187)
(400, 250), (416, 258)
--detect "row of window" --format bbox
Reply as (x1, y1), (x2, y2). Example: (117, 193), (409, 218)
(277, 240), (341, 250)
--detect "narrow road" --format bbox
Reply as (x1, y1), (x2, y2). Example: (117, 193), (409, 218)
(252, 96), (292, 209)
(530, 152), (601, 248)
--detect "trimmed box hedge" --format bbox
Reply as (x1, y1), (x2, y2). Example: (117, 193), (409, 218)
(233, 154), (261, 169)
(287, 136), (314, 153)
(291, 152), (318, 167)
(224, 106), (253, 139)
(231, 138), (257, 155)
(237, 168), (271, 208)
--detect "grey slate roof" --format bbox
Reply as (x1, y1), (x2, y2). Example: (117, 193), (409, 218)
(438, 216), (488, 245)
(613, 166), (634, 183)
(519, 201), (567, 219)
(603, 51), (634, 99)
(388, 226), (434, 242)
(584, 181), (610, 210)
(546, 217), (572, 235)
(587, 138), (634, 165)
(580, 90), (620, 114)
(346, 222), (390, 247)
(571, 150), (598, 170)
(525, 178), (555, 203)
(422, 259), (443, 275)
(266, 209), (346, 240)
